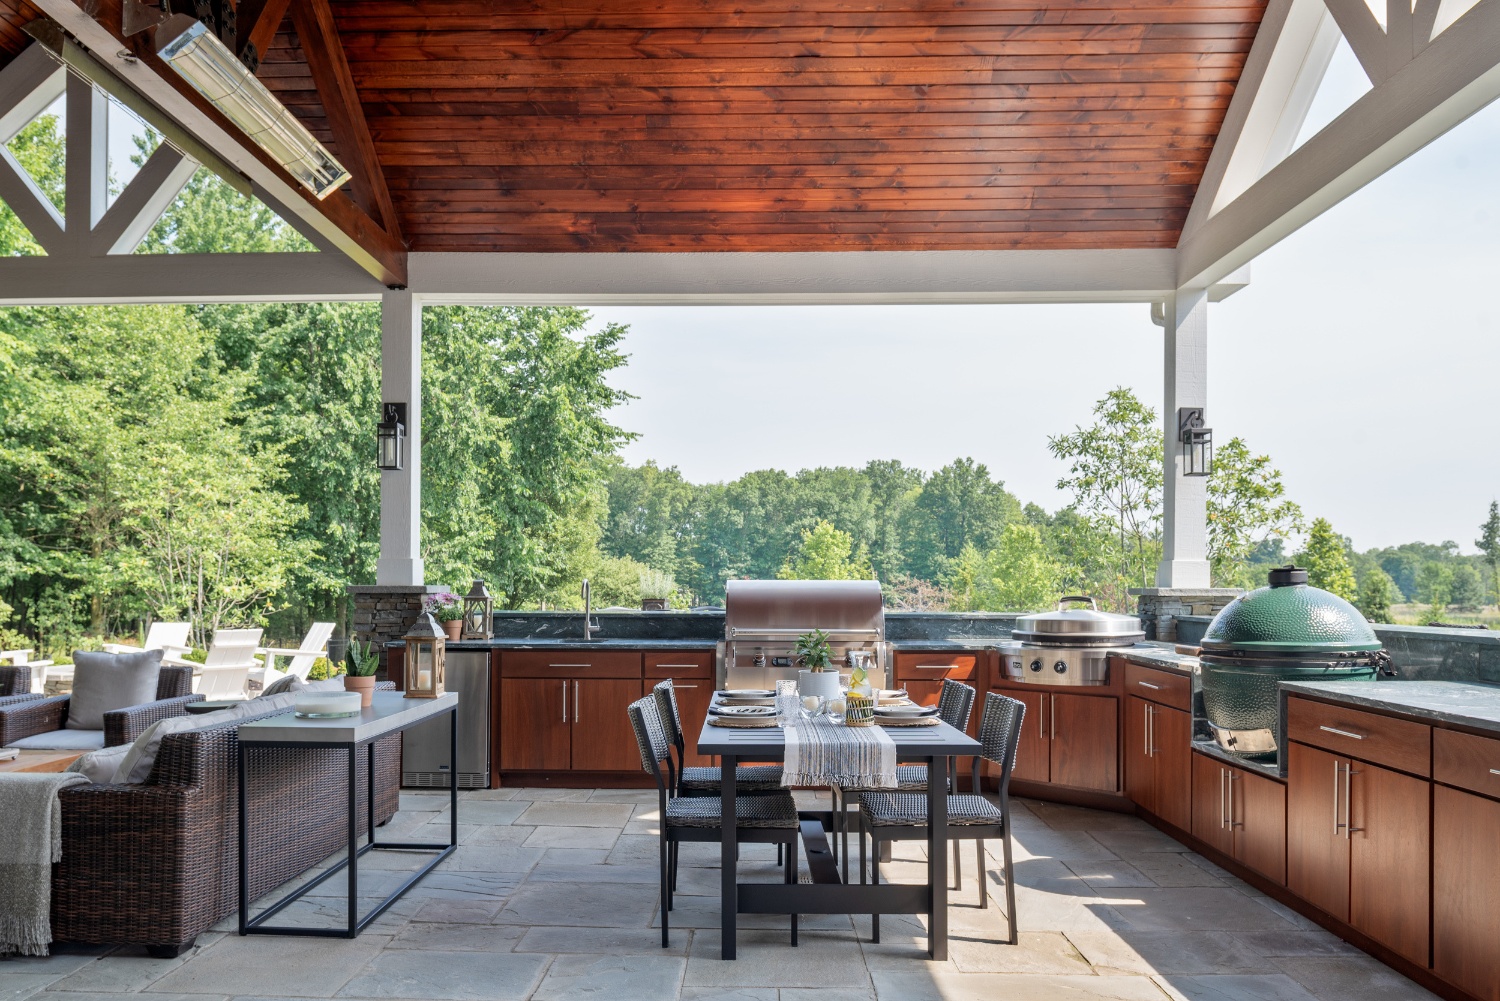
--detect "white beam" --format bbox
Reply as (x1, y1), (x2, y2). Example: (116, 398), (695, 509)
(0, 252), (385, 304)
(1178, 0), (1500, 288)
(1182, 0), (1339, 240)
(64, 72), (108, 243)
(1157, 288), (1212, 589)
(376, 290), (425, 587)
(408, 249), (1179, 306)
(0, 45), (65, 143)
(90, 144), (198, 254)
(0, 146), (65, 252)
(1324, 0), (1392, 84)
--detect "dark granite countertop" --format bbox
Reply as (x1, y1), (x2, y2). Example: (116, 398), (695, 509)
(1280, 679), (1500, 736)
(386, 638), (719, 651)
(888, 639), (1005, 652)
(1117, 646), (1200, 675)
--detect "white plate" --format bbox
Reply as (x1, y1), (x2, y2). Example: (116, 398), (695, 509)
(878, 689), (907, 700)
(714, 705), (777, 717)
(718, 689), (775, 699)
(875, 705), (938, 717)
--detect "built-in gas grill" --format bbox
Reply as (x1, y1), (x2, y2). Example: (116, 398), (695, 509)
(719, 580), (888, 691)
(1001, 596), (1146, 686)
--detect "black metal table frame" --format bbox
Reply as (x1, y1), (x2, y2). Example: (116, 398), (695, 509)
(236, 704), (458, 938)
(704, 721), (981, 961)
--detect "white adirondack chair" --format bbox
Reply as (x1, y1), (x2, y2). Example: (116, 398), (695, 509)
(162, 628), (264, 671)
(103, 621), (192, 658)
(191, 637), (264, 699)
(253, 621), (334, 691)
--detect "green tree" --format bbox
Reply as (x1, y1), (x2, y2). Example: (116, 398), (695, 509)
(777, 520), (873, 581)
(600, 459), (699, 581)
(863, 460), (923, 580)
(0, 115), (64, 255)
(1356, 568), (1399, 624)
(1296, 518), (1357, 602)
(1450, 564), (1485, 609)
(1207, 437), (1303, 588)
(900, 458), (1020, 581)
(1048, 388), (1163, 588)
(945, 524), (1062, 612)
(1478, 501), (1500, 605)
(1417, 561), (1454, 620)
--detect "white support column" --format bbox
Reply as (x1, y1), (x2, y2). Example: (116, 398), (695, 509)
(1157, 288), (1212, 588)
(376, 289), (425, 586)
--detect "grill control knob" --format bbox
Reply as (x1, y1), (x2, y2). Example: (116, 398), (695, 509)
(1029, 659), (1043, 673)
(1053, 660), (1069, 674)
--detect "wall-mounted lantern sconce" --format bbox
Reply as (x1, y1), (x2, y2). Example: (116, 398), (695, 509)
(1178, 407), (1212, 477)
(377, 402), (406, 471)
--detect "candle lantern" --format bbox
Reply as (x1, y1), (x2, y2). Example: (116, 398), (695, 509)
(403, 612), (446, 698)
(461, 578), (494, 640)
(376, 402), (406, 471)
(1177, 407), (1213, 477)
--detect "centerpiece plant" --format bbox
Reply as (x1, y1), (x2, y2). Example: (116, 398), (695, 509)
(795, 629), (833, 672)
(343, 639), (379, 706)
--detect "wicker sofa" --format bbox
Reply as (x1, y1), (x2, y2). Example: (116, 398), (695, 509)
(52, 691), (402, 956)
(0, 664), (198, 747)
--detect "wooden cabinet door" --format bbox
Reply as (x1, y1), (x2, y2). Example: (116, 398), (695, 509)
(1286, 742), (1350, 922)
(499, 677), (570, 771)
(669, 678), (715, 767)
(1009, 689), (1050, 784)
(1191, 752), (1235, 856)
(570, 677), (645, 771)
(1049, 693), (1117, 792)
(1152, 705), (1193, 833)
(1234, 766), (1286, 886)
(1348, 761), (1430, 966)
(904, 680), (944, 710)
(1434, 784), (1500, 1001)
(1125, 695), (1155, 815)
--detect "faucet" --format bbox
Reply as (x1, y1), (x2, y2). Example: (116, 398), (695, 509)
(582, 579), (599, 641)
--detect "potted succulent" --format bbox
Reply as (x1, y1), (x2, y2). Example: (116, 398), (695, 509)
(639, 568), (675, 611)
(795, 628), (840, 700)
(425, 592), (464, 640)
(343, 639), (379, 707)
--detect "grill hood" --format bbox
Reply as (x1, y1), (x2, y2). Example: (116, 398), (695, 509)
(723, 579), (885, 641)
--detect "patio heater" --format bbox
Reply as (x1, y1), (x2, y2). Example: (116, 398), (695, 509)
(1177, 407), (1213, 476)
(376, 403), (406, 471)
(403, 613), (446, 698)
(461, 579), (494, 640)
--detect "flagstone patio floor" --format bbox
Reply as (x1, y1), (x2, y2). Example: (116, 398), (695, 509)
(1, 788), (1438, 1001)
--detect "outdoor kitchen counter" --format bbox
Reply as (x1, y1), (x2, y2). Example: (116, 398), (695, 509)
(389, 638), (720, 651)
(1118, 645), (1200, 675)
(1279, 678), (1500, 736)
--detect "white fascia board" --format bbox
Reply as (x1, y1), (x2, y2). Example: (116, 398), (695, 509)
(1178, 0), (1500, 289)
(407, 249), (1179, 306)
(0, 253), (385, 305)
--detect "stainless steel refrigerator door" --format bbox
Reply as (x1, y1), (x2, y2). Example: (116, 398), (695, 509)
(402, 650), (490, 788)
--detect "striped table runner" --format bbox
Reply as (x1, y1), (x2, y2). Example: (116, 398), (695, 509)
(782, 715), (897, 789)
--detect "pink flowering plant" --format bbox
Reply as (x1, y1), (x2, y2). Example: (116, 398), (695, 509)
(425, 592), (464, 622)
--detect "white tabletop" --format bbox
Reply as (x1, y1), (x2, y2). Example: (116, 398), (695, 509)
(238, 691), (458, 745)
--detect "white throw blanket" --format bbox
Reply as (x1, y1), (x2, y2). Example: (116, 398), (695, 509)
(0, 772), (87, 956)
(782, 715), (896, 789)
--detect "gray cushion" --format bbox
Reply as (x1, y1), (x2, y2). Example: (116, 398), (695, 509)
(260, 674), (300, 697)
(65, 650), (163, 730)
(9, 728), (106, 750)
(67, 743), (132, 784)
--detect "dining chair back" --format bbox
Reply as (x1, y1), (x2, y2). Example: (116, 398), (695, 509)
(937, 678), (977, 733)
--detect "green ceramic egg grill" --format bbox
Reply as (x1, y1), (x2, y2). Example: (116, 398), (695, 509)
(1199, 566), (1388, 760)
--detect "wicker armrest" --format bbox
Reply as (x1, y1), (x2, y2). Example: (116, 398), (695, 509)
(0, 664), (32, 697)
(156, 664), (195, 699)
(0, 695), (70, 745)
(103, 694), (205, 747)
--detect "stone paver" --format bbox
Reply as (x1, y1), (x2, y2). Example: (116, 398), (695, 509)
(6, 789), (1434, 1001)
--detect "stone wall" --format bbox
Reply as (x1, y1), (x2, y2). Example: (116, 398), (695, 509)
(348, 584), (450, 676)
(1131, 587), (1243, 642)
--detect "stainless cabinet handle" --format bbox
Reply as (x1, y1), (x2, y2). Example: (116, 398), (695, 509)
(1490, 768), (1500, 777)
(1137, 681), (1162, 690)
(674, 684), (699, 689)
(1345, 767), (1362, 838)
(1333, 761), (1344, 836)
(1148, 705), (1156, 757)
(550, 663), (592, 668)
(1228, 772), (1242, 829)
(1319, 725), (1365, 740)
(1039, 695), (1046, 740)
(1220, 768), (1228, 830)
(1050, 695), (1057, 740)
(562, 680), (569, 723)
(655, 663), (701, 668)
(913, 665), (961, 670)
(1143, 702), (1151, 757)
(575, 679), (581, 722)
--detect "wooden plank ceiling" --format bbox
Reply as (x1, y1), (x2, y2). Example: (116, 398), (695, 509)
(2, 0), (1268, 253)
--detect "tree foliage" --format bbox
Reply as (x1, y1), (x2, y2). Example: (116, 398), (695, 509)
(777, 521), (873, 581)
(1297, 518), (1357, 602)
(1207, 437), (1303, 588)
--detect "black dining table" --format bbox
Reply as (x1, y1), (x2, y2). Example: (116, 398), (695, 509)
(697, 715), (982, 960)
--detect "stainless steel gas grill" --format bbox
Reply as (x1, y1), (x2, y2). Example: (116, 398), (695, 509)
(1001, 596), (1146, 687)
(720, 579), (888, 691)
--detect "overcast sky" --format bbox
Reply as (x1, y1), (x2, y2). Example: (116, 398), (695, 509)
(586, 43), (1500, 556)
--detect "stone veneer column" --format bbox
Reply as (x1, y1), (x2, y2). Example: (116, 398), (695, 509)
(348, 584), (449, 676)
(1131, 587), (1243, 642)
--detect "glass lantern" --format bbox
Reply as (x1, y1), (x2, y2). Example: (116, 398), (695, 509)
(1177, 407), (1213, 477)
(462, 579), (494, 640)
(403, 612), (446, 698)
(377, 402), (406, 471)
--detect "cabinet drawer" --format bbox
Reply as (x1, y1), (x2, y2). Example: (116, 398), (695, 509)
(500, 650), (642, 678)
(644, 651), (714, 679)
(1125, 661), (1192, 711)
(894, 652), (978, 683)
(1286, 697), (1430, 777)
(1433, 727), (1500, 800)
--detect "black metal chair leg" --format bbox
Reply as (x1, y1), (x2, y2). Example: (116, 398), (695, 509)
(777, 843), (783, 866)
(670, 840), (679, 897)
(953, 836), (962, 891)
(870, 834), (881, 944)
(784, 834), (799, 946)
(660, 832), (670, 948)
(978, 839), (988, 908)
(1002, 828), (1017, 945)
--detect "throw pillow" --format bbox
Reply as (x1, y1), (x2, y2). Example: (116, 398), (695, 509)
(260, 674), (300, 697)
(65, 650), (164, 731)
(66, 744), (132, 784)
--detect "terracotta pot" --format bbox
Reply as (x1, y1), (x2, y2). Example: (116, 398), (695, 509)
(343, 673), (377, 708)
(443, 619), (462, 640)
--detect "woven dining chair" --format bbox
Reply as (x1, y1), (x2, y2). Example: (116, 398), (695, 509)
(651, 678), (785, 796)
(859, 691), (1025, 946)
(833, 678), (977, 881)
(627, 696), (802, 948)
